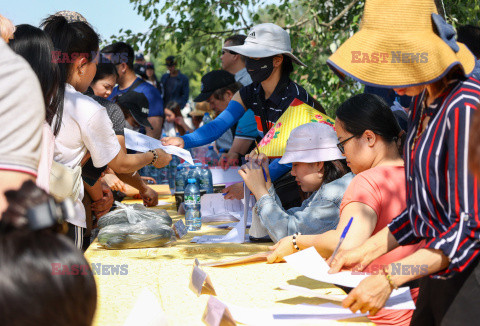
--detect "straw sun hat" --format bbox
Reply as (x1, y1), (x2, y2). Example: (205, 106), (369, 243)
(327, 0), (475, 88)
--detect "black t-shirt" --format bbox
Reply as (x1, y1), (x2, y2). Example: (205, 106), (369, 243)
(239, 76), (319, 135)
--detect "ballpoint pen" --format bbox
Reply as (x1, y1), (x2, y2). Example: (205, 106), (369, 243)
(330, 217), (354, 262)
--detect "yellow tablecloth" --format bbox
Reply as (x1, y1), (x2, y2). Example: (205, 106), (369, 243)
(85, 185), (373, 325)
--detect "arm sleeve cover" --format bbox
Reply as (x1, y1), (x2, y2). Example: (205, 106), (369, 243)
(269, 159), (291, 182)
(181, 100), (245, 149)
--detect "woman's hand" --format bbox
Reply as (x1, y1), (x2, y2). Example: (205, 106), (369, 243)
(342, 274), (392, 315)
(222, 182), (244, 200)
(328, 247), (373, 274)
(153, 148), (172, 169)
(102, 173), (127, 192)
(245, 152), (271, 185)
(219, 152), (240, 170)
(238, 161), (269, 200)
(266, 236), (295, 263)
(161, 136), (185, 148)
(139, 185), (158, 207)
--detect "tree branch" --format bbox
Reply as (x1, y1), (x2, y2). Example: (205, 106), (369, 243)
(287, 0), (360, 29)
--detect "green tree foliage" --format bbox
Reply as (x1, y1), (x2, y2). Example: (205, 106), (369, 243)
(113, 0), (480, 117)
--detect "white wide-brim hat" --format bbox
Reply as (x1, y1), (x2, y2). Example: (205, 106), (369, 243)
(223, 23), (307, 67)
(279, 123), (344, 164)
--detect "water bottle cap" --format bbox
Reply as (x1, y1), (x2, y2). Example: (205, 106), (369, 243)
(208, 146), (214, 150)
(187, 178), (196, 184)
(177, 166), (183, 171)
(204, 112), (209, 117)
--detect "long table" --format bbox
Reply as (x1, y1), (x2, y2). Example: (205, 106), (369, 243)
(85, 185), (373, 325)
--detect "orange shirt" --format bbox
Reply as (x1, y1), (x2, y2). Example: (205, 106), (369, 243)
(340, 165), (424, 326)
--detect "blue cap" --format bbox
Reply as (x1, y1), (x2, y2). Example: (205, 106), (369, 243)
(204, 112), (210, 117)
(187, 178), (196, 184)
(208, 146), (214, 150)
(177, 166), (183, 171)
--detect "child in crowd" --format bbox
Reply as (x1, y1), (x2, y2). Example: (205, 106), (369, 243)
(163, 101), (193, 136)
(268, 94), (424, 326)
(239, 123), (352, 242)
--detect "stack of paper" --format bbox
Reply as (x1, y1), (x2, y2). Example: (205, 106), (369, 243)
(124, 128), (194, 165)
(200, 194), (244, 223)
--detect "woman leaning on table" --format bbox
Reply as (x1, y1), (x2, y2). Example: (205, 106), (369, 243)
(324, 0), (480, 324)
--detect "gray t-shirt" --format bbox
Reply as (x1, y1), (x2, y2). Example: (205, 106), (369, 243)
(0, 39), (44, 174)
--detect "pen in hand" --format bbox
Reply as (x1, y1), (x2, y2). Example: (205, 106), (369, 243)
(329, 217), (354, 265)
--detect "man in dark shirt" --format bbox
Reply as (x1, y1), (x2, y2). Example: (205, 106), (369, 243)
(160, 56), (189, 110)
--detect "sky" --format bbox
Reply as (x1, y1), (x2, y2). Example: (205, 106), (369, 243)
(3, 0), (151, 43)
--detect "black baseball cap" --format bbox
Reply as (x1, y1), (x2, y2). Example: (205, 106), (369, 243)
(194, 70), (236, 102)
(116, 91), (152, 128)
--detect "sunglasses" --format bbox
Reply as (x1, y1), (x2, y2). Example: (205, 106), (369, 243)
(336, 135), (355, 154)
(222, 50), (238, 55)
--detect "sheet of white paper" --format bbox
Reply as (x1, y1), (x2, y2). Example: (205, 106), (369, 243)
(200, 194), (243, 220)
(123, 289), (169, 326)
(192, 185), (251, 244)
(219, 300), (367, 326)
(210, 166), (243, 185)
(208, 214), (252, 229)
(284, 247), (368, 288)
(280, 284), (416, 310)
(156, 201), (171, 206)
(124, 128), (194, 165)
(271, 303), (367, 320)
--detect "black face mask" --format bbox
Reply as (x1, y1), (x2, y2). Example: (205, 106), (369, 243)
(245, 56), (274, 83)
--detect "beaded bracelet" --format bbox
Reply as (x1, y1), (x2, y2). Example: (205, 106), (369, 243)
(149, 150), (158, 166)
(382, 266), (398, 290)
(292, 232), (301, 251)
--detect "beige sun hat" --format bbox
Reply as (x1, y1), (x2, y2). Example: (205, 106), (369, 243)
(327, 0), (475, 88)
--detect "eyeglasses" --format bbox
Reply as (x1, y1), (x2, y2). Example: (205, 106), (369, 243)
(336, 135), (355, 154)
(222, 50), (238, 55)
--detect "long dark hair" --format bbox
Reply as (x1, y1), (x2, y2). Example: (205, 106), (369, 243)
(41, 15), (99, 123)
(336, 93), (405, 155)
(9, 24), (63, 136)
(0, 181), (97, 326)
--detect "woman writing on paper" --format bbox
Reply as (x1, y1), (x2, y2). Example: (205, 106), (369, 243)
(162, 23), (324, 210)
(239, 123), (353, 243)
(268, 94), (424, 326)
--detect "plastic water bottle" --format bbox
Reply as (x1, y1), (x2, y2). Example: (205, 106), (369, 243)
(187, 163), (202, 185)
(205, 146), (220, 166)
(175, 166), (186, 192)
(203, 112), (212, 125)
(199, 164), (214, 194)
(167, 156), (179, 193)
(184, 178), (201, 231)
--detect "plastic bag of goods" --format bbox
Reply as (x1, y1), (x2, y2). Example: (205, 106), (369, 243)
(97, 202), (172, 229)
(98, 219), (175, 249)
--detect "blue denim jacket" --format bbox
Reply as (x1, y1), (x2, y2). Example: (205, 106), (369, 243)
(254, 172), (354, 242)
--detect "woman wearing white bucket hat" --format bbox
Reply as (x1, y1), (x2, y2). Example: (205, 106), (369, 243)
(239, 122), (353, 243)
(162, 23), (325, 210)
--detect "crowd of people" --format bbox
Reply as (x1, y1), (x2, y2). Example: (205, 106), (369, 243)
(1, 0), (480, 324)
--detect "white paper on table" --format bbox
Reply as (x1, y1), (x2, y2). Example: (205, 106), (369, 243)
(284, 247), (368, 288)
(123, 289), (169, 326)
(124, 128), (194, 165)
(208, 213), (253, 229)
(210, 299), (367, 326)
(200, 194), (243, 222)
(156, 200), (171, 206)
(209, 166), (243, 185)
(271, 303), (368, 320)
(280, 284), (416, 310)
(191, 184), (250, 244)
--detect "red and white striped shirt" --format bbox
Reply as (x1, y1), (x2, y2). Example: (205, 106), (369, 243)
(388, 76), (480, 279)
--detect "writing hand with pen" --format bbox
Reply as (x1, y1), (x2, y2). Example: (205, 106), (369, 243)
(238, 151), (271, 201)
